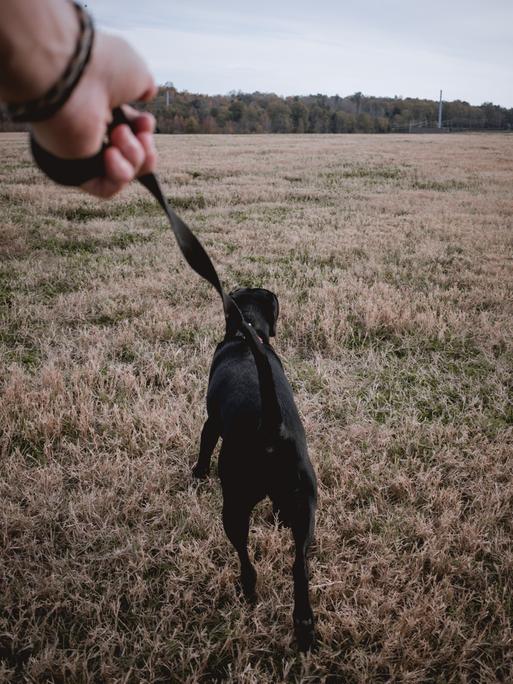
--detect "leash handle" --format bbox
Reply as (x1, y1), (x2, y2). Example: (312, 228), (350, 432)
(30, 107), (128, 186)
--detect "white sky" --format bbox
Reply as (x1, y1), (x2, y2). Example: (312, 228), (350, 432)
(86, 0), (513, 107)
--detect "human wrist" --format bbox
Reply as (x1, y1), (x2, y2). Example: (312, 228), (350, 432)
(30, 32), (131, 159)
(0, 0), (79, 104)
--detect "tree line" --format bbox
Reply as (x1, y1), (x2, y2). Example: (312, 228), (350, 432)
(1, 87), (511, 134)
(144, 87), (513, 134)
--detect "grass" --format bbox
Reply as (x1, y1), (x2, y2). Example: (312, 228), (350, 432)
(0, 131), (512, 682)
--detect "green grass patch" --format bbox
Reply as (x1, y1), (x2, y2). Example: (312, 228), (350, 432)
(410, 178), (473, 192)
(167, 193), (207, 211)
(0, 267), (16, 307)
(342, 165), (404, 180)
(257, 205), (290, 222)
(0, 322), (42, 369)
(229, 209), (250, 223)
(34, 278), (78, 301)
(226, 267), (266, 290)
(54, 198), (162, 222)
(88, 309), (141, 327)
(322, 165), (404, 187)
(290, 361), (327, 395)
(355, 338), (501, 427)
(32, 231), (154, 255)
(6, 432), (48, 463)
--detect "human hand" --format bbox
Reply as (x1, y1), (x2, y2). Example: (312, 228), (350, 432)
(31, 32), (158, 198)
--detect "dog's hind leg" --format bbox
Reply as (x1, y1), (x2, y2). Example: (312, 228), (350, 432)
(192, 416), (219, 479)
(291, 497), (316, 652)
(222, 498), (257, 603)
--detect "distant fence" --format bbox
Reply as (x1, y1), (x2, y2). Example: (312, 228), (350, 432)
(391, 118), (512, 133)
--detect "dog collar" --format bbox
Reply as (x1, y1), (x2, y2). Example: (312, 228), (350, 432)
(231, 330), (265, 345)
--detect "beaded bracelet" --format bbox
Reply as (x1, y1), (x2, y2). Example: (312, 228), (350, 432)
(6, 2), (94, 123)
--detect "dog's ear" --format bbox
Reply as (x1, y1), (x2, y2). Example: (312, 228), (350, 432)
(266, 291), (279, 337)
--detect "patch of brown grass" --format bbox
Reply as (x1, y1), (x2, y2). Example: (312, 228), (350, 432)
(1, 132), (512, 682)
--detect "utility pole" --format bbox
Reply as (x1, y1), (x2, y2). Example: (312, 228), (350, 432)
(164, 81), (174, 108)
(438, 90), (443, 129)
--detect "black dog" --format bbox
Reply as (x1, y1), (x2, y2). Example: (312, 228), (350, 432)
(192, 287), (317, 651)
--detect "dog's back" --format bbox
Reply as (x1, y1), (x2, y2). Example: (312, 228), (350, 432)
(207, 338), (304, 442)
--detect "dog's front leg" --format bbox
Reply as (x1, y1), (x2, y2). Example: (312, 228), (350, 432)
(192, 416), (219, 479)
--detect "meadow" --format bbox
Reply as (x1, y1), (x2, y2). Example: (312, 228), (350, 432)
(1, 131), (512, 682)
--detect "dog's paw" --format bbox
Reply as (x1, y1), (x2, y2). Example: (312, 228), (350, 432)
(239, 566), (258, 605)
(239, 585), (258, 606)
(192, 464), (209, 480)
(294, 615), (315, 653)
(239, 585), (257, 606)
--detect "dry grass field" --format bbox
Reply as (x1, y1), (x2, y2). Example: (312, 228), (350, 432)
(1, 131), (512, 683)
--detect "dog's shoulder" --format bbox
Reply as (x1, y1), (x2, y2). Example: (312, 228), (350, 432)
(211, 337), (249, 366)
(211, 337), (285, 376)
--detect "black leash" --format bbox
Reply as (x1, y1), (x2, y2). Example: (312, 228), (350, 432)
(30, 107), (253, 340)
(30, 107), (283, 435)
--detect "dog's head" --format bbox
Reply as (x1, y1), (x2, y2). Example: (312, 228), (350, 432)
(229, 287), (280, 343)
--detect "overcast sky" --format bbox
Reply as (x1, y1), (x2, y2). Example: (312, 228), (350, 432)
(86, 0), (513, 107)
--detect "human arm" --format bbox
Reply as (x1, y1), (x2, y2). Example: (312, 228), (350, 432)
(0, 0), (157, 198)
